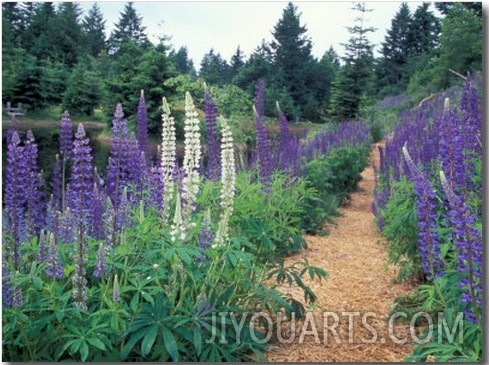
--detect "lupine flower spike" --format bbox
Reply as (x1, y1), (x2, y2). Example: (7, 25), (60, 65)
(161, 97), (177, 225)
(215, 117), (236, 246)
(181, 92), (202, 228)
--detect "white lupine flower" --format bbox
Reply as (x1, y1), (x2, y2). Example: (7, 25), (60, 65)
(181, 92), (201, 228)
(215, 117), (236, 246)
(160, 97), (176, 225)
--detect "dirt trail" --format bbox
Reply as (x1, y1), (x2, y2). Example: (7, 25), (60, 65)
(266, 144), (415, 362)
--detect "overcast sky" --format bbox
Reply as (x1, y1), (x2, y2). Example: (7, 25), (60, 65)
(77, 1), (434, 68)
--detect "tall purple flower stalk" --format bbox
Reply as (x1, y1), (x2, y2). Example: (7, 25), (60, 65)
(68, 124), (94, 223)
(204, 87), (221, 181)
(4, 130), (28, 269)
(24, 130), (44, 236)
(106, 103), (130, 204)
(68, 124), (93, 310)
(277, 103), (300, 176)
(440, 170), (482, 324)
(59, 111), (73, 211)
(438, 101), (466, 193)
(253, 80), (274, 185)
(136, 90), (150, 157)
(403, 144), (443, 280)
(148, 163), (164, 212)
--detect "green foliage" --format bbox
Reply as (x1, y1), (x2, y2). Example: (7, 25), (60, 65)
(231, 171), (310, 257)
(328, 3), (376, 121)
(381, 178), (423, 282)
(3, 165), (330, 361)
(63, 57), (105, 116)
(300, 146), (369, 234)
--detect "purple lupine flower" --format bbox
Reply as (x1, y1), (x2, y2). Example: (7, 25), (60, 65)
(69, 125), (92, 310)
(45, 232), (64, 279)
(277, 103), (300, 176)
(148, 163), (164, 212)
(60, 110), (73, 159)
(197, 211), (213, 262)
(253, 80), (274, 185)
(136, 90), (150, 157)
(440, 170), (482, 324)
(106, 103), (132, 205)
(24, 130), (44, 236)
(2, 265), (13, 307)
(403, 144), (443, 280)
(126, 132), (148, 198)
(68, 124), (94, 224)
(204, 87), (221, 181)
(93, 243), (107, 279)
(58, 207), (75, 243)
(4, 130), (28, 269)
(438, 102), (466, 193)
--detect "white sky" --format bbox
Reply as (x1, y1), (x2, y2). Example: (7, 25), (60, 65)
(77, 1), (434, 68)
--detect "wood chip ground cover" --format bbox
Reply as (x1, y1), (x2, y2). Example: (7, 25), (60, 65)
(266, 144), (416, 362)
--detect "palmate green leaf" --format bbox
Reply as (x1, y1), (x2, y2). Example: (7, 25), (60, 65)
(161, 326), (179, 361)
(141, 326), (157, 357)
(79, 340), (89, 362)
(193, 328), (202, 356)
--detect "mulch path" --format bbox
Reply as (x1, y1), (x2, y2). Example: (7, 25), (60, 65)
(266, 143), (416, 362)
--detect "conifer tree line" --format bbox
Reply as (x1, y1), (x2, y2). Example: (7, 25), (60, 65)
(2, 2), (482, 128)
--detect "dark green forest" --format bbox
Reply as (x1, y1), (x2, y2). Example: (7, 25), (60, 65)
(2, 2), (482, 131)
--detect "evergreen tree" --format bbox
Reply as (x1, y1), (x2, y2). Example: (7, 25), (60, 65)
(233, 41), (295, 117)
(169, 46), (196, 75)
(199, 48), (230, 86)
(63, 57), (104, 116)
(410, 3), (440, 56)
(329, 2), (376, 121)
(229, 46), (245, 80)
(23, 2), (57, 59)
(108, 2), (150, 55)
(270, 2), (318, 120)
(50, 2), (84, 66)
(82, 3), (106, 57)
(377, 2), (413, 93)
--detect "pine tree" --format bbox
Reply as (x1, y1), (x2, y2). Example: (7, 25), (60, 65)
(199, 48), (230, 86)
(169, 46), (196, 75)
(270, 2), (317, 120)
(229, 46), (245, 80)
(108, 2), (150, 55)
(377, 2), (413, 93)
(82, 3), (106, 57)
(51, 2), (84, 66)
(329, 3), (376, 121)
